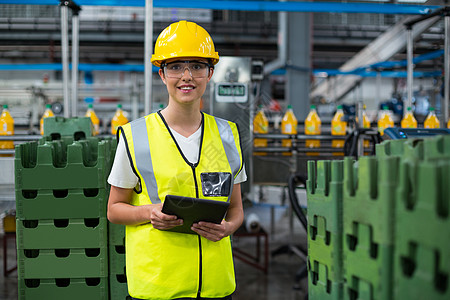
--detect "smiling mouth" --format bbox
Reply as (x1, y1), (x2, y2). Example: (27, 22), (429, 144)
(178, 86), (195, 90)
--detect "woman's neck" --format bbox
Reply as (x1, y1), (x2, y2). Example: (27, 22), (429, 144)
(160, 102), (202, 137)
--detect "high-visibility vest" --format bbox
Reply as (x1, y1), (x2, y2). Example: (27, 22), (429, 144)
(119, 111), (244, 299)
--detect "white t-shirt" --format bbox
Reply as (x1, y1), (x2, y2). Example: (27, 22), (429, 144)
(108, 126), (247, 189)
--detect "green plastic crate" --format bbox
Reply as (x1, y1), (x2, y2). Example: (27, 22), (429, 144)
(109, 272), (130, 300)
(308, 259), (343, 300)
(394, 159), (450, 300)
(109, 244), (129, 300)
(108, 220), (129, 300)
(43, 116), (93, 138)
(16, 218), (107, 250)
(376, 138), (424, 162)
(16, 188), (108, 220)
(395, 243), (449, 300)
(15, 139), (113, 190)
(423, 134), (450, 161)
(18, 277), (109, 300)
(109, 244), (125, 276)
(342, 156), (399, 300)
(17, 247), (108, 279)
(376, 134), (450, 162)
(376, 139), (407, 157)
(307, 160), (344, 299)
(109, 221), (126, 247)
(344, 242), (394, 300)
(38, 136), (117, 167)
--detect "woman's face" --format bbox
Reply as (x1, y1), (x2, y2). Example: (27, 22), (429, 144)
(159, 57), (214, 107)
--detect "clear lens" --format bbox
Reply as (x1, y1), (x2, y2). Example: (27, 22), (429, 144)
(163, 61), (210, 78)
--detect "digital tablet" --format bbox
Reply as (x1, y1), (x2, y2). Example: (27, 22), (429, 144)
(161, 195), (230, 234)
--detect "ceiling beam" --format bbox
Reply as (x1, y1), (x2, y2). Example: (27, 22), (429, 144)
(0, 1), (441, 15)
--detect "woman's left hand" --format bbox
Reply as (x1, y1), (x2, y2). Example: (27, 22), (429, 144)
(191, 220), (231, 242)
(192, 184), (244, 242)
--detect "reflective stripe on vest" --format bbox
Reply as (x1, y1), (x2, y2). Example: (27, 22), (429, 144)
(215, 117), (241, 178)
(130, 117), (160, 203)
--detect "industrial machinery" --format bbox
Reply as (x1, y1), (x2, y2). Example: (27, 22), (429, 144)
(209, 56), (255, 193)
(383, 127), (450, 139)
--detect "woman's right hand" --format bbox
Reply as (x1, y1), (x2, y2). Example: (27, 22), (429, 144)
(108, 186), (183, 228)
(148, 203), (183, 230)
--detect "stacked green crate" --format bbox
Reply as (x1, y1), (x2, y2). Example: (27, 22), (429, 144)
(307, 135), (450, 300)
(108, 222), (130, 300)
(306, 160), (344, 300)
(43, 116), (95, 140)
(342, 156), (399, 300)
(394, 135), (450, 300)
(15, 124), (116, 299)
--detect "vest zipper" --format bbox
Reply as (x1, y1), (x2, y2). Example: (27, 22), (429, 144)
(192, 165), (200, 198)
(191, 166), (202, 297)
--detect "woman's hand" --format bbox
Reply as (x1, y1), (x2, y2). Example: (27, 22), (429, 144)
(149, 203), (184, 230)
(192, 184), (244, 242)
(108, 186), (183, 228)
(191, 220), (232, 242)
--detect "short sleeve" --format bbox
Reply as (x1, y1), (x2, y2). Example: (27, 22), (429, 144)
(234, 163), (247, 184)
(107, 135), (139, 189)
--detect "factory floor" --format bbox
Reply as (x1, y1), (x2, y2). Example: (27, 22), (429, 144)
(0, 204), (308, 300)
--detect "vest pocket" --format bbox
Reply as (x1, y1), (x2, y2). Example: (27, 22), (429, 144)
(200, 172), (232, 197)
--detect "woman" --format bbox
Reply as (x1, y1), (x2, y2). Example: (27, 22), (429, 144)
(107, 20), (246, 300)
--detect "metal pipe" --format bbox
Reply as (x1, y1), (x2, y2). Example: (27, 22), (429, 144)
(60, 4), (70, 118)
(131, 72), (139, 120)
(357, 100), (364, 157)
(144, 0), (153, 116)
(71, 12), (79, 117)
(406, 27), (413, 112)
(264, 1), (287, 75)
(376, 71), (381, 105)
(403, 7), (446, 27)
(253, 133), (348, 140)
(15, 1), (438, 15)
(0, 135), (42, 141)
(0, 150), (15, 155)
(444, 15), (450, 127)
(252, 147), (351, 154)
(248, 82), (256, 199)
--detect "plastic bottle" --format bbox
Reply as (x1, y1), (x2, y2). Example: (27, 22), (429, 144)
(281, 105), (298, 155)
(424, 107), (440, 129)
(111, 104), (129, 135)
(253, 105), (268, 155)
(331, 105), (346, 156)
(0, 105), (14, 155)
(377, 105), (394, 136)
(400, 107), (417, 129)
(40, 104), (54, 135)
(85, 103), (100, 136)
(305, 105), (321, 156)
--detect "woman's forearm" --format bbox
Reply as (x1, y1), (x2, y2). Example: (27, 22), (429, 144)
(107, 185), (152, 225)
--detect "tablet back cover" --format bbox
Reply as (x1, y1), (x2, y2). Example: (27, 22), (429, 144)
(161, 195), (230, 234)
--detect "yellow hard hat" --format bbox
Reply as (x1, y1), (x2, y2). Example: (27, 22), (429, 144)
(151, 20), (219, 67)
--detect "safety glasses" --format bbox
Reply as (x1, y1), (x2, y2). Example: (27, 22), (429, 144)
(162, 60), (211, 78)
